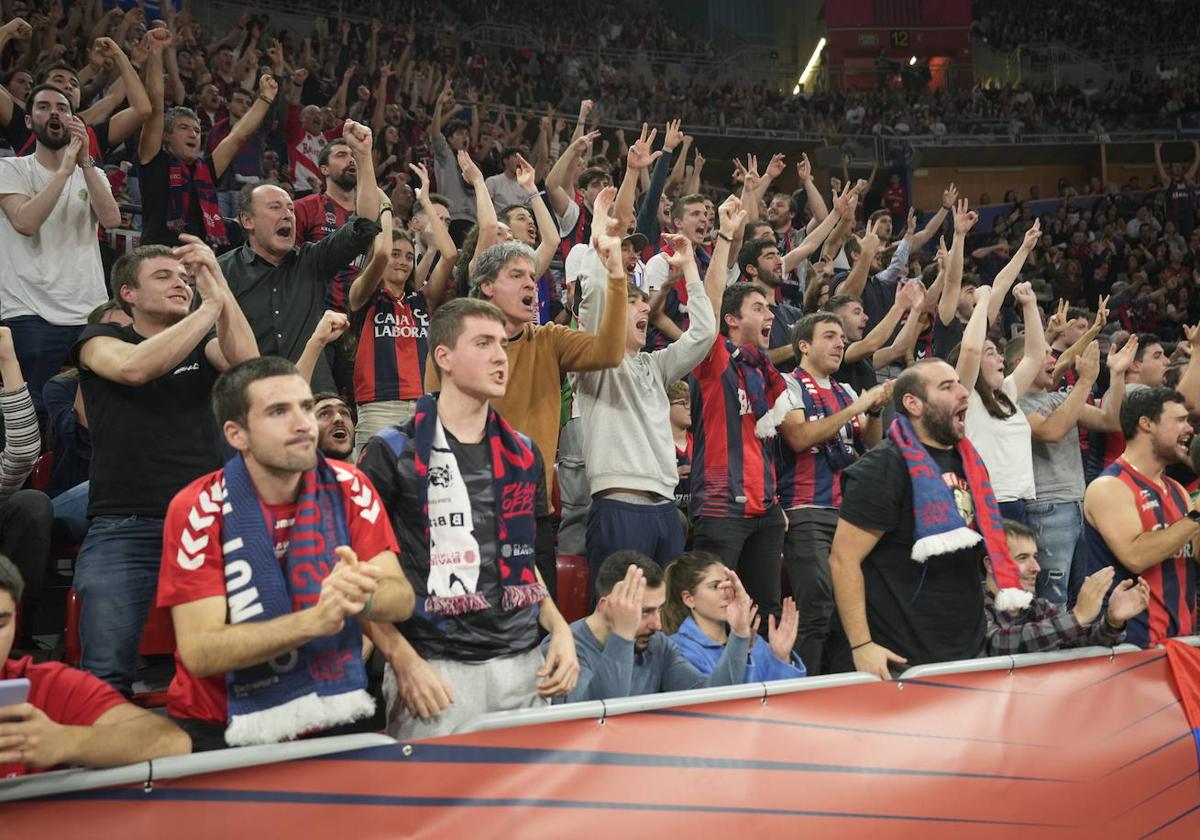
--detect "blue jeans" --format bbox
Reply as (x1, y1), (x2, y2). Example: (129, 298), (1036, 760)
(5, 317), (81, 418)
(1026, 500), (1084, 607)
(51, 480), (90, 543)
(73, 515), (165, 696)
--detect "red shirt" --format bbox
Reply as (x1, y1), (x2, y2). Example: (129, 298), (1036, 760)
(155, 461), (399, 726)
(294, 192), (361, 311)
(285, 105), (344, 192)
(0, 656), (126, 778)
(882, 184), (908, 215)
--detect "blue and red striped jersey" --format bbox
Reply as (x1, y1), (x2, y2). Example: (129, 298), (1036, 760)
(689, 339), (778, 519)
(294, 192), (362, 313)
(776, 369), (864, 510)
(352, 287), (430, 404)
(1083, 457), (1196, 647)
(558, 194), (593, 261)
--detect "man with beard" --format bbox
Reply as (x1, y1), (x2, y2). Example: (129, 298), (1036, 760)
(738, 239), (804, 372)
(1082, 387), (1200, 648)
(560, 551), (753, 701)
(138, 34), (277, 248)
(830, 358), (1030, 678)
(208, 87), (269, 221)
(0, 34), (151, 160)
(216, 120), (383, 394)
(776, 314), (891, 674)
(313, 393), (355, 460)
(157, 357), (412, 750)
(285, 68), (345, 197)
(0, 85), (121, 416)
(826, 284), (926, 398)
(294, 139), (369, 312)
(71, 238), (258, 696)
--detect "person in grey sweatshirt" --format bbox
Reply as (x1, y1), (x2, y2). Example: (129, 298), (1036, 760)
(550, 551), (753, 703)
(572, 208), (718, 577)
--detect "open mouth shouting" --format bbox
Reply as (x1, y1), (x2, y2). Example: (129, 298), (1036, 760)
(521, 293), (537, 321)
(329, 423), (350, 445)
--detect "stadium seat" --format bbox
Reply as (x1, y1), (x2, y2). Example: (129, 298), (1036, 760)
(64, 588), (176, 708)
(27, 451), (52, 492)
(555, 554), (590, 622)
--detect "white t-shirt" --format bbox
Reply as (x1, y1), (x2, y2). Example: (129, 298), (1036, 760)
(965, 375), (1036, 502)
(0, 155), (108, 324)
(643, 250), (739, 293)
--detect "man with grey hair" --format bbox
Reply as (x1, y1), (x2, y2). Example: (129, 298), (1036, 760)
(137, 33), (278, 248)
(426, 237), (627, 593)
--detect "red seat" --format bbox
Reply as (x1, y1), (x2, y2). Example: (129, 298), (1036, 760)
(555, 554), (591, 623)
(28, 451), (52, 492)
(65, 588), (176, 708)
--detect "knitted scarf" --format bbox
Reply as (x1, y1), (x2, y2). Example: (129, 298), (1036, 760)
(410, 392), (545, 615)
(167, 156), (228, 245)
(792, 367), (862, 471)
(726, 339), (791, 439)
(887, 415), (1032, 611)
(220, 453), (373, 747)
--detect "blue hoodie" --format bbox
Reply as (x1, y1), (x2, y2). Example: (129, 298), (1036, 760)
(670, 616), (807, 682)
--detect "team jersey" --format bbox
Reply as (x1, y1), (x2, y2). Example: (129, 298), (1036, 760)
(1165, 179), (1194, 222)
(294, 192), (363, 312)
(776, 369), (864, 510)
(1083, 457), (1196, 647)
(352, 286), (430, 403)
(689, 339), (779, 519)
(155, 461), (398, 726)
(675, 434), (692, 510)
(285, 106), (343, 192)
(557, 193), (593, 261)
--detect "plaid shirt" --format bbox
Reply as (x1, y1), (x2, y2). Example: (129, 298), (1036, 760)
(983, 587), (1125, 656)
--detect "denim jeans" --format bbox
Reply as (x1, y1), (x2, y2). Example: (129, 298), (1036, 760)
(5, 317), (82, 418)
(1025, 500), (1084, 607)
(51, 480), (90, 543)
(73, 515), (166, 696)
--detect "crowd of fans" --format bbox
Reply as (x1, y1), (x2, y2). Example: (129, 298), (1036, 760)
(972, 0), (1200, 54)
(1, 0), (1200, 781)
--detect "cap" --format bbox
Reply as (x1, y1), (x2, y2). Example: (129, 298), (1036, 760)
(622, 232), (648, 252)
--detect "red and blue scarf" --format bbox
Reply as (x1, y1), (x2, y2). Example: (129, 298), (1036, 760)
(410, 392), (546, 614)
(887, 415), (1031, 611)
(727, 339), (791, 438)
(168, 156), (228, 245)
(219, 452), (373, 746)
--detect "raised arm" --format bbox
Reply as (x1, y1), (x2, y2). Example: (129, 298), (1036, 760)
(1154, 142), (1170, 187)
(1050, 296), (1108, 383)
(940, 197), (977, 326)
(839, 217), (883, 299)
(298, 311), (350, 383)
(871, 281), (928, 368)
(544, 128), (599, 217)
(347, 188), (395, 313)
(796, 153), (828, 223)
(987, 220), (1041, 326)
(212, 74), (277, 178)
(0, 20), (33, 126)
(460, 150), (497, 274)
(910, 183), (956, 250)
(1009, 281), (1048, 397)
(137, 33), (165, 165)
(707, 194), (747, 322)
(1176, 323), (1200, 413)
(955, 284), (993, 393)
(95, 35), (152, 146)
(512, 154), (561, 277)
(782, 183), (853, 272)
(1188, 141), (1200, 183)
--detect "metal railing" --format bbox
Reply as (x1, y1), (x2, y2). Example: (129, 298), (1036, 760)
(2, 637), (1176, 804)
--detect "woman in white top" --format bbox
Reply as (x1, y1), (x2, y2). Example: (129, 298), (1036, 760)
(951, 223), (1045, 523)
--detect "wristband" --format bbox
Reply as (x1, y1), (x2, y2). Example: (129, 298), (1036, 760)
(258, 95), (275, 106)
(866, 407), (882, 417)
(1104, 612), (1123, 631)
(851, 639), (872, 651)
(716, 232), (733, 243)
(361, 593), (374, 619)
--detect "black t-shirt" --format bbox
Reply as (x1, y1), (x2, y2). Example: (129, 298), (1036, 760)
(838, 439), (986, 666)
(932, 315), (964, 360)
(768, 302), (805, 373)
(72, 324), (222, 517)
(836, 353), (877, 396)
(138, 151), (217, 247)
(359, 426), (550, 662)
(830, 271), (899, 333)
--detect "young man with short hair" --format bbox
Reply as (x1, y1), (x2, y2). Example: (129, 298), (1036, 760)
(313, 392), (355, 460)
(984, 519), (1147, 655)
(1083, 387), (1200, 648)
(558, 551), (753, 701)
(0, 556), (190, 777)
(689, 197), (791, 626)
(208, 86), (268, 221)
(360, 298), (579, 739)
(776, 313), (891, 674)
(72, 239), (259, 695)
(158, 356), (412, 750)
(0, 84), (121, 415)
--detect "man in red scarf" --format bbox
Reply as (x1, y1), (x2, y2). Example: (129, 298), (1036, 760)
(137, 33), (277, 248)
